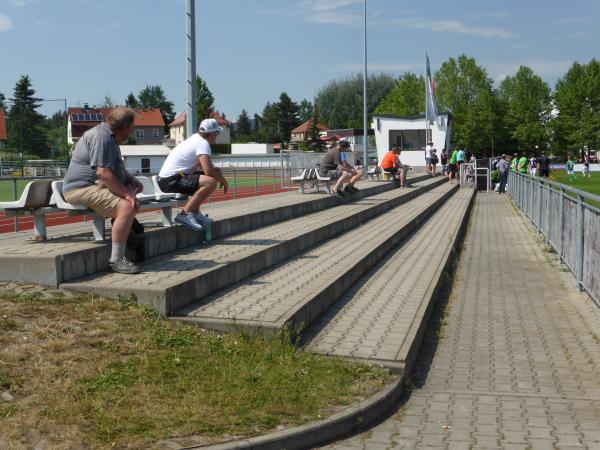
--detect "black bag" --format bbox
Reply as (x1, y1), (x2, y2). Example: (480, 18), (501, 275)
(110, 218), (146, 262)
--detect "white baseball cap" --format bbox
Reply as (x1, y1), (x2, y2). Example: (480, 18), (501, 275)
(198, 118), (223, 134)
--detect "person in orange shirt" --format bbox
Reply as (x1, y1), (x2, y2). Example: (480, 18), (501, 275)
(380, 146), (408, 187)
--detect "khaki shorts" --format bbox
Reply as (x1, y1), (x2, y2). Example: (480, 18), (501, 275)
(63, 184), (121, 218)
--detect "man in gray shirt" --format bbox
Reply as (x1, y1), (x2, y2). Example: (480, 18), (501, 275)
(497, 154), (509, 194)
(63, 107), (143, 274)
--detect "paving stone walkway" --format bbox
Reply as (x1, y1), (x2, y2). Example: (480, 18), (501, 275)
(323, 193), (600, 450)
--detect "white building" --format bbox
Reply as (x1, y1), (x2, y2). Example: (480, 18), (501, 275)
(231, 143), (275, 155)
(120, 145), (172, 175)
(371, 113), (451, 168)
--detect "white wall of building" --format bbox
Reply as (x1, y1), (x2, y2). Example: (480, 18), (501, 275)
(231, 144), (274, 155)
(372, 114), (450, 167)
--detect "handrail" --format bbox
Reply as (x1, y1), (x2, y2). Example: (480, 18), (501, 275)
(513, 170), (600, 204)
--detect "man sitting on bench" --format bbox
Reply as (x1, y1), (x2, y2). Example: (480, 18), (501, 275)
(156, 118), (229, 230)
(62, 107), (143, 274)
(381, 146), (408, 187)
(319, 138), (364, 198)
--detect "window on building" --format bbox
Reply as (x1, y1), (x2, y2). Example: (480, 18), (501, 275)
(141, 158), (150, 174)
(135, 129), (144, 139)
(153, 128), (160, 138)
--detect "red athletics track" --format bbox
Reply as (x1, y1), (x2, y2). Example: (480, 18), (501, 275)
(0, 184), (294, 234)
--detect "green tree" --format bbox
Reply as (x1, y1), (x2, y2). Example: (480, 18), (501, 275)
(435, 55), (496, 153)
(315, 73), (396, 129)
(196, 74), (215, 123)
(43, 110), (68, 159)
(256, 102), (281, 143)
(299, 98), (314, 123)
(234, 109), (252, 139)
(6, 75), (47, 158)
(308, 105), (325, 151)
(0, 92), (6, 110)
(552, 59), (600, 159)
(138, 84), (175, 127)
(375, 72), (425, 116)
(497, 66), (552, 154)
(101, 94), (115, 108)
(275, 92), (300, 143)
(125, 92), (138, 109)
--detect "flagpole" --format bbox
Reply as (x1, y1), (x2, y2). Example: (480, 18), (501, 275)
(425, 53), (429, 145)
(363, 0), (368, 178)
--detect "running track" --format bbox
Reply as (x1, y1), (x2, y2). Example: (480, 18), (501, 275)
(0, 184), (294, 234)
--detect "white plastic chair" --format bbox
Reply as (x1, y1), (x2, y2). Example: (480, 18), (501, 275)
(134, 176), (159, 203)
(0, 180), (52, 210)
(51, 181), (106, 240)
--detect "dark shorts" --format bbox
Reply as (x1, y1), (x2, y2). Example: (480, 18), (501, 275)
(157, 171), (203, 196)
(540, 168), (549, 177)
(382, 167), (398, 174)
(426, 157), (433, 165)
(449, 163), (458, 175)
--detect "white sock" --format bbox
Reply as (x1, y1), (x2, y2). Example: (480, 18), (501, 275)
(110, 242), (126, 262)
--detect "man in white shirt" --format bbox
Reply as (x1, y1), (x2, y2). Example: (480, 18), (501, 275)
(157, 118), (229, 230)
(425, 141), (433, 176)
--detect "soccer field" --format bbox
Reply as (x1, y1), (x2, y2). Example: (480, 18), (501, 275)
(0, 179), (30, 202)
(551, 171), (600, 197)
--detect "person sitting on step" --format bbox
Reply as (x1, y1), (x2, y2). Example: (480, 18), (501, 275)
(318, 138), (364, 198)
(380, 146), (408, 187)
(157, 118), (229, 231)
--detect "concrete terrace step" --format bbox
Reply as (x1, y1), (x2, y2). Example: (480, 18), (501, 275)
(0, 177), (428, 286)
(61, 176), (447, 315)
(304, 187), (476, 372)
(174, 183), (459, 333)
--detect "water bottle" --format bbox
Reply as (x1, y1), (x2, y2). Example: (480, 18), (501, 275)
(203, 214), (212, 244)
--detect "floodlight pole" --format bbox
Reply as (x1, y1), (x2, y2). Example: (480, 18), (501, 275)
(363, 0), (368, 177)
(186, 0), (197, 139)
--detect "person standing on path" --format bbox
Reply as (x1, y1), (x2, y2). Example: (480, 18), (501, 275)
(518, 155), (529, 174)
(511, 153), (519, 173)
(537, 152), (550, 178)
(157, 118), (229, 231)
(448, 147), (459, 183)
(440, 149), (448, 176)
(529, 155), (537, 176)
(62, 107), (144, 274)
(425, 141), (434, 176)
(497, 154), (509, 194)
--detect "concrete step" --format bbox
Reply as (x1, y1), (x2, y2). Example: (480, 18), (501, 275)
(304, 187), (476, 372)
(1, 177), (430, 286)
(174, 183), (459, 333)
(61, 176), (447, 315)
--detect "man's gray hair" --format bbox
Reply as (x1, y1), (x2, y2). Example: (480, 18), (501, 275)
(106, 107), (136, 131)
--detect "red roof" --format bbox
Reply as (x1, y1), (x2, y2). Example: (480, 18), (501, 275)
(169, 111), (229, 128)
(0, 109), (6, 140)
(292, 120), (330, 134)
(68, 107), (165, 127)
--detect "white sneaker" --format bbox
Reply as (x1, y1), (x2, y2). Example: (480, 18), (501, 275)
(175, 211), (203, 231)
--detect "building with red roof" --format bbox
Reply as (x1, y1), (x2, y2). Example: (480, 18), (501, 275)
(67, 105), (166, 145)
(168, 111), (230, 146)
(290, 120), (330, 144)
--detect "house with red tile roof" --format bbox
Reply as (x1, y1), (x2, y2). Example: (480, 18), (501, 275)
(290, 120), (330, 144)
(67, 105), (166, 145)
(0, 109), (7, 149)
(168, 111), (230, 146)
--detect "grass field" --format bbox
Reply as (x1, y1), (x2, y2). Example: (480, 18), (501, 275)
(551, 171), (600, 197)
(0, 179), (30, 202)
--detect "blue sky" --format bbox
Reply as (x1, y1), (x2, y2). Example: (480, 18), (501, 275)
(1, 0), (599, 120)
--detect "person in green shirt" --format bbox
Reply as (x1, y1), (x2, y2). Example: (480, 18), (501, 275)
(518, 155), (528, 174)
(511, 154), (518, 172)
(448, 148), (459, 183)
(566, 157), (575, 181)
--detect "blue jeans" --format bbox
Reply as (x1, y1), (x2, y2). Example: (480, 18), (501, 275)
(498, 171), (508, 193)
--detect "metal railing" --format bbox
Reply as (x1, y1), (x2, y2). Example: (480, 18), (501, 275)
(508, 171), (600, 306)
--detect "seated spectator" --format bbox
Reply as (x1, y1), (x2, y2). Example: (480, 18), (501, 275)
(157, 118), (229, 230)
(318, 138), (364, 198)
(380, 146), (408, 187)
(62, 107), (143, 274)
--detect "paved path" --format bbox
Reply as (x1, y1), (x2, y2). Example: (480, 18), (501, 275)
(323, 193), (600, 450)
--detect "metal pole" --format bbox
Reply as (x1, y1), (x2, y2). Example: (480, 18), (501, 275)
(558, 186), (564, 264)
(538, 180), (543, 232)
(575, 193), (585, 291)
(12, 178), (18, 232)
(186, 0), (197, 138)
(362, 0), (368, 179)
(233, 169), (237, 199)
(546, 186), (551, 246)
(255, 169), (258, 196)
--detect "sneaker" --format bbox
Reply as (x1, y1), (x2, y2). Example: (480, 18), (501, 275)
(109, 257), (141, 274)
(194, 211), (208, 224)
(175, 211), (204, 231)
(332, 191), (344, 199)
(336, 189), (345, 197)
(344, 185), (359, 193)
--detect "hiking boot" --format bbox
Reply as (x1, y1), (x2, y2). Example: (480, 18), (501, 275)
(109, 257), (141, 274)
(175, 211), (204, 231)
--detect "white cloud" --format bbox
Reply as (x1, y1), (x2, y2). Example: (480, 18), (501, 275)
(0, 13), (14, 31)
(260, 0), (363, 26)
(393, 18), (516, 39)
(11, 0), (27, 7)
(468, 11), (508, 19)
(486, 60), (574, 84)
